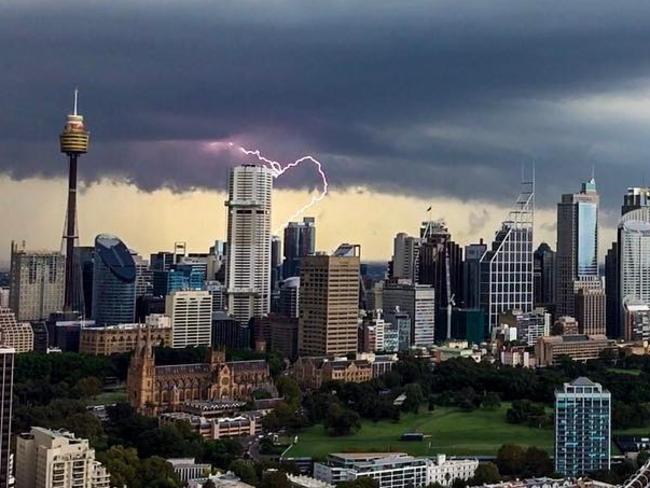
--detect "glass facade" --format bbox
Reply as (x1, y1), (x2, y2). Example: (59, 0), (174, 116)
(92, 235), (136, 326)
(577, 201), (598, 276)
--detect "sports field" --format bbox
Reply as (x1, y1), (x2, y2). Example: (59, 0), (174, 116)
(285, 403), (554, 459)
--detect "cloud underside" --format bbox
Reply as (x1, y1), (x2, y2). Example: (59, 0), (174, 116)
(3, 1), (650, 209)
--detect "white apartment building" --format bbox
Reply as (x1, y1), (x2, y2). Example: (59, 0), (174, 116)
(225, 165), (273, 324)
(314, 453), (478, 488)
(15, 427), (110, 488)
(166, 290), (213, 348)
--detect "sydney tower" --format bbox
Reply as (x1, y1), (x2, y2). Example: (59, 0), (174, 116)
(59, 89), (89, 311)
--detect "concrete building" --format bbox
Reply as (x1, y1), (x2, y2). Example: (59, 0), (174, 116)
(555, 377), (610, 476)
(499, 308), (550, 347)
(391, 233), (421, 282)
(622, 298), (650, 342)
(0, 348), (13, 488)
(79, 315), (171, 355)
(0, 307), (33, 353)
(298, 245), (360, 356)
(573, 279), (606, 335)
(167, 290), (213, 348)
(15, 427), (110, 488)
(480, 181), (534, 332)
(383, 281), (435, 347)
(555, 179), (599, 318)
(535, 335), (612, 367)
(9, 243), (65, 322)
(92, 234), (136, 326)
(225, 165), (273, 324)
(161, 410), (265, 440)
(166, 458), (211, 483)
(383, 307), (412, 352)
(314, 452), (477, 488)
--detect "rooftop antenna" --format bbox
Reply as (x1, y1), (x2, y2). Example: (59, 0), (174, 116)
(73, 88), (78, 116)
(591, 163), (595, 182)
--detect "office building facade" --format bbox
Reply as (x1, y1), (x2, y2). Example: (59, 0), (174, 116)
(383, 281), (435, 347)
(167, 290), (213, 348)
(225, 165), (273, 324)
(555, 377), (610, 476)
(9, 243), (65, 322)
(0, 308), (33, 354)
(283, 217), (316, 278)
(298, 245), (360, 356)
(92, 234), (136, 326)
(0, 348), (13, 488)
(533, 243), (556, 309)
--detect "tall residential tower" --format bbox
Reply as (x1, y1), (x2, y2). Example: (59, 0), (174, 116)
(225, 165), (273, 324)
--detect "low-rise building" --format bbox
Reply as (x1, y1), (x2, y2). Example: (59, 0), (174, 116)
(313, 452), (477, 488)
(470, 478), (615, 488)
(293, 354), (397, 389)
(500, 347), (537, 368)
(499, 308), (550, 346)
(160, 410), (266, 440)
(79, 314), (171, 355)
(15, 427), (111, 488)
(288, 474), (335, 488)
(535, 335), (613, 367)
(167, 458), (211, 483)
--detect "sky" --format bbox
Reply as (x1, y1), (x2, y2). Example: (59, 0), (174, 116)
(3, 1), (650, 264)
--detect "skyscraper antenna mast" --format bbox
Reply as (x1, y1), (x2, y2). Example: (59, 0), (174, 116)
(73, 88), (78, 116)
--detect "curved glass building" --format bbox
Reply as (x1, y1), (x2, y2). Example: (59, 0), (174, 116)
(92, 234), (136, 325)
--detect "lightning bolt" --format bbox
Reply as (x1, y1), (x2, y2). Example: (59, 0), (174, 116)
(229, 142), (329, 228)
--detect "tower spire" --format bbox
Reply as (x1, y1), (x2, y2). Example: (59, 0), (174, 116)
(73, 88), (78, 116)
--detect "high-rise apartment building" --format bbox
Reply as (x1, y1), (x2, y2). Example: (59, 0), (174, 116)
(92, 235), (136, 326)
(619, 209), (650, 330)
(391, 233), (421, 282)
(283, 217), (316, 278)
(166, 290), (213, 348)
(225, 165), (273, 324)
(298, 244), (360, 356)
(16, 427), (110, 488)
(9, 243), (65, 322)
(533, 243), (556, 309)
(0, 308), (33, 354)
(383, 281), (436, 347)
(480, 181), (534, 332)
(555, 179), (599, 318)
(555, 377), (610, 476)
(0, 348), (14, 488)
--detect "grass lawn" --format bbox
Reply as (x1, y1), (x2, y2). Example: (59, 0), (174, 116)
(286, 403), (554, 459)
(86, 390), (127, 407)
(608, 368), (642, 376)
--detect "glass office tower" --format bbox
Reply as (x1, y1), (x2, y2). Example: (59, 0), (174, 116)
(92, 234), (136, 325)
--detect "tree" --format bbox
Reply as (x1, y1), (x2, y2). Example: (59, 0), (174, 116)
(496, 444), (525, 476)
(260, 470), (291, 488)
(481, 392), (501, 410)
(324, 403), (361, 436)
(202, 439), (243, 469)
(98, 445), (141, 488)
(638, 449), (650, 468)
(75, 376), (102, 398)
(471, 463), (501, 485)
(229, 459), (258, 486)
(522, 447), (553, 477)
(140, 456), (181, 488)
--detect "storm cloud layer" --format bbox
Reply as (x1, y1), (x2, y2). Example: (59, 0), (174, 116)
(3, 1), (650, 210)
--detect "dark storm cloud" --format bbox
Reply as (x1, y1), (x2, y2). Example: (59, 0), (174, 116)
(3, 0), (650, 209)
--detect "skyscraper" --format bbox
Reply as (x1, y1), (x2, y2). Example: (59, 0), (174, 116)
(0, 347), (14, 488)
(298, 244), (360, 356)
(618, 208), (650, 326)
(383, 281), (436, 347)
(225, 165), (273, 324)
(555, 377), (610, 476)
(391, 232), (421, 282)
(463, 240), (486, 309)
(9, 242), (65, 322)
(166, 290), (213, 348)
(92, 234), (136, 326)
(59, 89), (90, 313)
(533, 243), (556, 309)
(283, 217), (316, 278)
(555, 179), (599, 318)
(480, 180), (534, 332)
(574, 278), (606, 335)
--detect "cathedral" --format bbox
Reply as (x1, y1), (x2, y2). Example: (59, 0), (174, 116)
(127, 328), (276, 415)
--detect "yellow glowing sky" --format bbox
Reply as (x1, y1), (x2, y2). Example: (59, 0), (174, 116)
(0, 175), (600, 267)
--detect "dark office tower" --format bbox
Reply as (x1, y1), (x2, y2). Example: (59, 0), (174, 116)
(279, 277), (300, 318)
(534, 243), (556, 309)
(418, 220), (463, 310)
(150, 251), (175, 272)
(59, 89), (89, 312)
(75, 246), (94, 318)
(271, 236), (283, 311)
(622, 187), (650, 215)
(605, 242), (620, 338)
(92, 235), (136, 325)
(0, 347), (13, 488)
(555, 179), (599, 318)
(463, 240), (486, 309)
(283, 217), (316, 278)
